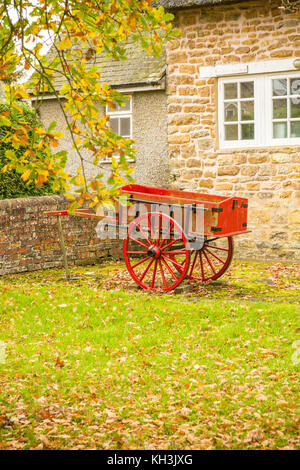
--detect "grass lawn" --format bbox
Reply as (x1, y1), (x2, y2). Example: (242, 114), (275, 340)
(0, 258), (299, 450)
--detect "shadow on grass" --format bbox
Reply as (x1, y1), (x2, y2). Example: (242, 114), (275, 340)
(1, 258), (299, 303)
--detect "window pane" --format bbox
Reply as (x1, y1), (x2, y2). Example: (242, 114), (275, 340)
(273, 122), (287, 138)
(108, 103), (118, 114)
(273, 79), (287, 97)
(118, 98), (131, 112)
(291, 97), (300, 118)
(224, 102), (238, 122)
(290, 78), (300, 95)
(241, 123), (254, 140)
(241, 81), (254, 98)
(241, 101), (254, 121)
(291, 121), (300, 137)
(224, 83), (237, 100)
(109, 117), (118, 134)
(273, 98), (287, 119)
(120, 117), (131, 137)
(225, 124), (238, 140)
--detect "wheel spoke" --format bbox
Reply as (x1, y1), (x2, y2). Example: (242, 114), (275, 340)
(204, 246), (226, 264)
(159, 221), (174, 248)
(151, 260), (158, 288)
(127, 251), (147, 254)
(158, 259), (168, 290)
(129, 235), (149, 249)
(162, 237), (182, 251)
(139, 258), (155, 282)
(131, 256), (150, 269)
(153, 214), (162, 246)
(205, 244), (229, 252)
(137, 223), (152, 246)
(163, 249), (186, 255)
(161, 257), (178, 281)
(199, 251), (205, 281)
(189, 250), (199, 277)
(202, 249), (216, 274)
(148, 214), (155, 239)
(161, 254), (185, 270)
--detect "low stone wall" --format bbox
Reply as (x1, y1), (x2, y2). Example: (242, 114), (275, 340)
(0, 195), (123, 276)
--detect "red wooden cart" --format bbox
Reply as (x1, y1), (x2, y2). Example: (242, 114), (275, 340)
(45, 184), (249, 292)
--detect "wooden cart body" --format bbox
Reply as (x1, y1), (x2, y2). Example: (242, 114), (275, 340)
(120, 184), (248, 238)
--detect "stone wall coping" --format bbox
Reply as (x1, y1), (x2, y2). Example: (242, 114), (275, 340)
(0, 194), (67, 210)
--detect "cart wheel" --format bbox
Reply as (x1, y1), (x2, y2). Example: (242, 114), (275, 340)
(187, 236), (233, 282)
(124, 212), (190, 292)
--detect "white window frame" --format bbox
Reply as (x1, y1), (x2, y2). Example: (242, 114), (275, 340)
(218, 71), (300, 149)
(268, 73), (300, 147)
(106, 95), (132, 139)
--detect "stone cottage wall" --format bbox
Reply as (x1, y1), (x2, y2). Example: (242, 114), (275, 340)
(166, 0), (300, 260)
(0, 195), (122, 276)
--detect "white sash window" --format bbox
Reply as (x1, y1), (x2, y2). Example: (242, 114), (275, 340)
(106, 96), (132, 139)
(218, 72), (300, 148)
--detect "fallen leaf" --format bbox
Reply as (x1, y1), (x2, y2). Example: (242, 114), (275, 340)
(245, 429), (263, 443)
(55, 356), (65, 368)
(39, 434), (50, 449)
(36, 408), (51, 421)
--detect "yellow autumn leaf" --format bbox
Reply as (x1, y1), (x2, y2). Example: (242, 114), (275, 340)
(36, 173), (48, 186)
(34, 127), (46, 135)
(128, 13), (137, 31)
(0, 115), (11, 126)
(15, 89), (30, 100)
(48, 158), (55, 170)
(64, 193), (76, 200)
(91, 180), (98, 190)
(21, 169), (32, 182)
(58, 36), (72, 51)
(49, 137), (59, 147)
(111, 156), (118, 169)
(52, 131), (64, 138)
(75, 173), (85, 186)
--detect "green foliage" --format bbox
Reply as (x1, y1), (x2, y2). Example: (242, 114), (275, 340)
(0, 0), (180, 208)
(0, 103), (54, 199)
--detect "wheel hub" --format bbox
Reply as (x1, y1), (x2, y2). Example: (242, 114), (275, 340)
(147, 245), (161, 259)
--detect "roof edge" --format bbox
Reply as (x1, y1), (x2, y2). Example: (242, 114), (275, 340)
(155, 0), (249, 10)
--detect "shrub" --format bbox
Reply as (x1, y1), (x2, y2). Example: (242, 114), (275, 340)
(0, 102), (55, 199)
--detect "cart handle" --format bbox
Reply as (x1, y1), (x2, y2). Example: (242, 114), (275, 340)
(44, 210), (69, 216)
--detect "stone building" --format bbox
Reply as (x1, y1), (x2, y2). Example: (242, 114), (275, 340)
(160, 0), (300, 260)
(36, 0), (300, 260)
